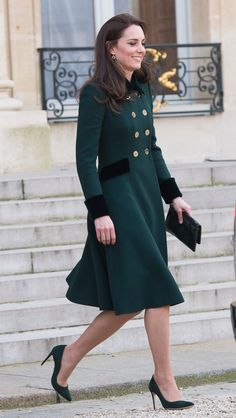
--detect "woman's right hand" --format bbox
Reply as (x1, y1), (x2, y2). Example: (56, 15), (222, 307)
(94, 215), (116, 245)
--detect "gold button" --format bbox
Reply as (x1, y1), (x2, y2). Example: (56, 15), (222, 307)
(131, 111), (136, 118)
(145, 129), (150, 136)
(144, 148), (150, 155)
(133, 150), (139, 158)
(134, 131), (140, 139)
(142, 109), (147, 116)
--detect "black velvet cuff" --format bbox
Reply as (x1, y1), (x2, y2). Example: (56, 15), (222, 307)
(85, 194), (109, 219)
(159, 177), (182, 204)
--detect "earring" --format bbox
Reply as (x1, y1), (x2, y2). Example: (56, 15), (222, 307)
(111, 54), (117, 62)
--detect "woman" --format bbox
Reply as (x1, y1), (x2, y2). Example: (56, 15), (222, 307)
(42, 13), (194, 411)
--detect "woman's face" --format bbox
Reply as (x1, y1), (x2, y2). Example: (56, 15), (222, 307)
(110, 24), (146, 80)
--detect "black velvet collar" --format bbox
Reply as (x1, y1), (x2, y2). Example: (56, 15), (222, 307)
(126, 73), (144, 95)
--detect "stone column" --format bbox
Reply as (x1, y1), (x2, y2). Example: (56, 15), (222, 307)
(0, 0), (22, 110)
(0, 0), (52, 173)
(7, 0), (42, 108)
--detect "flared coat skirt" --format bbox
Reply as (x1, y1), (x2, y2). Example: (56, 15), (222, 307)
(66, 152), (184, 314)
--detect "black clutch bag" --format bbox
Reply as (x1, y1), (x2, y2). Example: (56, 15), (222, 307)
(166, 206), (202, 252)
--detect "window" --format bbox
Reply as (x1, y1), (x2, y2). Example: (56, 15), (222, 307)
(41, 0), (95, 47)
(140, 0), (177, 44)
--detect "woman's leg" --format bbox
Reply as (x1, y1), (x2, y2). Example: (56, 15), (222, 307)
(144, 306), (180, 401)
(57, 310), (140, 386)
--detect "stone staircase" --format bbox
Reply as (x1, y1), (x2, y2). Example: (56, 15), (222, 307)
(0, 162), (235, 366)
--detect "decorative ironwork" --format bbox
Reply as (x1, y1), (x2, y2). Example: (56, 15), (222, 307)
(146, 43), (223, 116)
(38, 43), (223, 121)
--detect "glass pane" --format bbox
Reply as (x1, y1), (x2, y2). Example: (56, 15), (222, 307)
(41, 0), (95, 47)
(114, 0), (133, 14)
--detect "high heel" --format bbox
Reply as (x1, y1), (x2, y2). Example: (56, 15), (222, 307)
(41, 344), (72, 402)
(149, 375), (194, 410)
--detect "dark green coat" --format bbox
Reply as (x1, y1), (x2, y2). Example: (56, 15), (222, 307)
(66, 74), (184, 314)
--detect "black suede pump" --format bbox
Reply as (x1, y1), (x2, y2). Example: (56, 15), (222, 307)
(41, 344), (72, 402)
(149, 376), (194, 410)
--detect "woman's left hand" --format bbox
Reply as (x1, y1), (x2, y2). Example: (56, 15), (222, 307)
(171, 197), (191, 224)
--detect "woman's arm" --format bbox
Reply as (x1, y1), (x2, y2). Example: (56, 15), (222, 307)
(146, 83), (183, 203)
(76, 83), (116, 245)
(147, 83), (191, 221)
(150, 137), (182, 203)
(76, 83), (109, 219)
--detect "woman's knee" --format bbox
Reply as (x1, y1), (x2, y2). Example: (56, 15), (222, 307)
(128, 310), (142, 319)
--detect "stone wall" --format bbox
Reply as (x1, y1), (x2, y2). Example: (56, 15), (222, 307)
(0, 0), (235, 172)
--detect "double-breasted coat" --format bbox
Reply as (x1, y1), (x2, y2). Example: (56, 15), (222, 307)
(66, 74), (184, 314)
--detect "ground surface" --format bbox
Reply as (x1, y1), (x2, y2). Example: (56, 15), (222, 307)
(1, 381), (236, 418)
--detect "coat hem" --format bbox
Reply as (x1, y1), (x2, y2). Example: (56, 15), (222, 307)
(66, 293), (184, 316)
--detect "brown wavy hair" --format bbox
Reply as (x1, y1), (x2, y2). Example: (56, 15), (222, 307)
(81, 13), (151, 112)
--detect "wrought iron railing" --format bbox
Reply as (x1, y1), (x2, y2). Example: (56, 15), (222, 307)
(38, 43), (223, 121)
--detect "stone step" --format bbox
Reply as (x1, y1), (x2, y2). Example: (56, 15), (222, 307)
(188, 207), (234, 233)
(170, 256), (234, 286)
(0, 252), (234, 303)
(0, 271), (68, 304)
(0, 186), (234, 226)
(0, 202), (234, 248)
(0, 162), (236, 201)
(0, 196), (87, 225)
(0, 230), (233, 275)
(171, 161), (236, 188)
(0, 309), (231, 365)
(0, 212), (233, 250)
(20, 172), (83, 199)
(0, 167), (81, 201)
(0, 163), (234, 367)
(0, 243), (83, 276)
(0, 298), (97, 334)
(0, 231), (234, 279)
(167, 231), (233, 261)
(172, 281), (236, 315)
(0, 282), (234, 334)
(0, 220), (87, 250)
(180, 185), (236, 209)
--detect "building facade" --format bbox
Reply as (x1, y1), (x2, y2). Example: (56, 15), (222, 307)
(0, 0), (235, 173)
